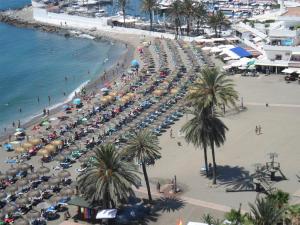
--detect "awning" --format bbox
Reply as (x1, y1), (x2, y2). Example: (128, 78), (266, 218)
(282, 68), (295, 74)
(230, 47), (252, 58)
(96, 209), (117, 219)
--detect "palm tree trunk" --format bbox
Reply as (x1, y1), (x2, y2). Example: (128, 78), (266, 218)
(214, 26), (218, 38)
(203, 146), (209, 177)
(210, 141), (217, 184)
(142, 162), (152, 202)
(149, 10), (153, 31)
(123, 8), (126, 27)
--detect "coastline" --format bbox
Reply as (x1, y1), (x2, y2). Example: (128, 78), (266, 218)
(0, 7), (137, 143)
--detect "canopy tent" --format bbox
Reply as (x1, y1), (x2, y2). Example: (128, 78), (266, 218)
(220, 49), (240, 60)
(73, 98), (81, 105)
(282, 68), (296, 74)
(96, 209), (117, 219)
(131, 60), (140, 68)
(230, 47), (252, 58)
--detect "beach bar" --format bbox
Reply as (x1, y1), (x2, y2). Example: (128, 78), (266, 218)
(68, 196), (99, 221)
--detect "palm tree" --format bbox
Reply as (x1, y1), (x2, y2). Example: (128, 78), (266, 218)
(141, 0), (158, 31)
(248, 197), (285, 225)
(225, 204), (248, 225)
(117, 0), (129, 26)
(181, 0), (194, 36)
(194, 2), (207, 35)
(167, 0), (183, 36)
(187, 67), (238, 111)
(181, 107), (210, 177)
(202, 214), (223, 225)
(267, 189), (290, 209)
(77, 144), (141, 209)
(125, 129), (161, 202)
(208, 12), (219, 38)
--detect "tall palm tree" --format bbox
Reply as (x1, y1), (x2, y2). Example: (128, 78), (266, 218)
(125, 129), (161, 202)
(117, 0), (129, 26)
(187, 67), (238, 111)
(194, 2), (207, 35)
(77, 144), (141, 209)
(208, 12), (219, 38)
(225, 204), (248, 225)
(167, 0), (183, 36)
(248, 197), (285, 225)
(181, 0), (194, 36)
(141, 0), (158, 31)
(181, 106), (210, 177)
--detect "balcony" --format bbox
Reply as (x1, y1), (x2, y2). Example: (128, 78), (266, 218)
(263, 45), (300, 52)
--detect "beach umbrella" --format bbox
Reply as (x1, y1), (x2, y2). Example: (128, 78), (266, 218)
(29, 138), (41, 145)
(170, 88), (179, 94)
(22, 142), (33, 149)
(16, 196), (29, 206)
(44, 144), (56, 153)
(37, 148), (49, 157)
(54, 154), (66, 162)
(73, 98), (81, 105)
(27, 189), (41, 198)
(48, 176), (61, 185)
(28, 173), (39, 181)
(26, 210), (41, 220)
(6, 166), (19, 177)
(3, 143), (13, 151)
(0, 190), (7, 199)
(39, 183), (50, 191)
(36, 165), (50, 175)
(17, 178), (29, 187)
(4, 203), (17, 213)
(58, 170), (71, 179)
(14, 218), (29, 225)
(51, 139), (63, 146)
(131, 59), (140, 68)
(60, 187), (74, 197)
(15, 146), (27, 154)
(6, 185), (18, 194)
(50, 194), (63, 204)
(17, 162), (30, 171)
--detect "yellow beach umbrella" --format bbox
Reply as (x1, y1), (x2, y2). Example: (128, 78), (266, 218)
(153, 90), (163, 96)
(44, 144), (56, 153)
(37, 148), (49, 157)
(170, 88), (179, 94)
(22, 142), (33, 150)
(109, 92), (117, 97)
(29, 138), (41, 145)
(15, 147), (27, 154)
(51, 140), (63, 146)
(100, 96), (109, 104)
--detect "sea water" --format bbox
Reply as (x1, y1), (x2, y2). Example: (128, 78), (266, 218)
(0, 1), (126, 135)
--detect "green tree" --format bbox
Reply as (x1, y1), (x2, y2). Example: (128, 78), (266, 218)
(117, 0), (130, 26)
(202, 214), (223, 225)
(208, 11), (228, 37)
(181, 0), (194, 36)
(248, 197), (285, 225)
(194, 2), (207, 35)
(267, 189), (290, 208)
(167, 0), (183, 36)
(181, 107), (210, 177)
(187, 67), (238, 111)
(225, 204), (248, 225)
(125, 129), (161, 202)
(141, 0), (158, 31)
(77, 144), (141, 209)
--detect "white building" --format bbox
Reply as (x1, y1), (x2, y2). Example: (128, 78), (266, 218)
(255, 7), (300, 73)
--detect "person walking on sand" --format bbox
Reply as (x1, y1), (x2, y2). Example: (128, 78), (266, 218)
(170, 129), (173, 138)
(258, 125), (262, 135)
(255, 126), (258, 135)
(156, 181), (161, 193)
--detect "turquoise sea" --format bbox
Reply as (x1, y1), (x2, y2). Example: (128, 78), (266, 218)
(0, 0), (126, 135)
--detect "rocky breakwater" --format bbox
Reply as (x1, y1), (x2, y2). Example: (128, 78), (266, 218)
(0, 7), (65, 34)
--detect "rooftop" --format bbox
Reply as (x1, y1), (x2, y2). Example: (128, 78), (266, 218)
(281, 7), (300, 17)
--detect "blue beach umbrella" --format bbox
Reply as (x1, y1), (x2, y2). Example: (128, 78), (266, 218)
(131, 59), (140, 68)
(3, 143), (13, 151)
(73, 98), (81, 105)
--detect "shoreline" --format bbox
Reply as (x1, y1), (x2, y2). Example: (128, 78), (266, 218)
(0, 7), (137, 143)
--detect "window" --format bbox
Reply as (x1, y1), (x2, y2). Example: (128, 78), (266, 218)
(275, 55), (282, 60)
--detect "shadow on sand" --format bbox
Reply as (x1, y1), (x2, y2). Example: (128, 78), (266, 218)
(114, 197), (185, 225)
(215, 165), (256, 192)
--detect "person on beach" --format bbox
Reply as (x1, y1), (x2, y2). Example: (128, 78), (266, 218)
(255, 126), (258, 135)
(12, 121), (15, 127)
(43, 109), (46, 116)
(258, 125), (262, 135)
(170, 129), (173, 138)
(18, 120), (21, 128)
(156, 181), (161, 193)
